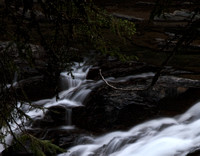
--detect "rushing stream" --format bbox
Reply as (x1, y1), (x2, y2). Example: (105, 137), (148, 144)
(26, 61), (95, 126)
(59, 101), (200, 156)
(1, 61), (200, 156)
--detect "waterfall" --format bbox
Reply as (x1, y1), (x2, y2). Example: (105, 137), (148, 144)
(2, 60), (200, 156)
(29, 61), (93, 126)
(0, 61), (93, 152)
(58, 101), (200, 156)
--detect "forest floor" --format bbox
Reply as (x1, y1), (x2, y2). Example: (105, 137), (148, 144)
(95, 0), (200, 79)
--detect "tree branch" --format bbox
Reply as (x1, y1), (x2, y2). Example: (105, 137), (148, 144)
(99, 69), (149, 91)
(0, 112), (28, 152)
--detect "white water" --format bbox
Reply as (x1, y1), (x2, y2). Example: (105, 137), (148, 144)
(2, 61), (200, 156)
(59, 101), (200, 156)
(27, 62), (94, 124)
(0, 60), (155, 153)
(0, 62), (92, 152)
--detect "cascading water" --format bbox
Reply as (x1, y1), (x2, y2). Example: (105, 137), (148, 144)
(1, 60), (200, 156)
(28, 61), (94, 126)
(0, 61), (93, 152)
(59, 101), (200, 156)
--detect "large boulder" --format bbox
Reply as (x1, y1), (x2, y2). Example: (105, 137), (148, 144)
(14, 76), (56, 101)
(73, 74), (200, 133)
(86, 59), (158, 80)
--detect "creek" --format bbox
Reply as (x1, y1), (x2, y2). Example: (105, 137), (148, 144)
(59, 101), (200, 156)
(34, 61), (200, 156)
(1, 60), (200, 156)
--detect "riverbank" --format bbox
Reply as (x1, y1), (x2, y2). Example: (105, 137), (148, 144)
(94, 0), (200, 75)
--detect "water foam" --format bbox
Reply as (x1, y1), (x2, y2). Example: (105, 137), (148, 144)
(59, 102), (200, 156)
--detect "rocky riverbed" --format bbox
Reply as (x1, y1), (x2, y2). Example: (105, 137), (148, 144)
(1, 0), (200, 155)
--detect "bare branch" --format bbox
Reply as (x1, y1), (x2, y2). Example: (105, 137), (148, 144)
(99, 69), (149, 91)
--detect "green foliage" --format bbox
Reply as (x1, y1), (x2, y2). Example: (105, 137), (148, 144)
(14, 134), (65, 156)
(111, 18), (136, 39)
(74, 6), (136, 61)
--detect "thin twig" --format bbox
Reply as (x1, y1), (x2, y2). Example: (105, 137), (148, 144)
(99, 69), (149, 91)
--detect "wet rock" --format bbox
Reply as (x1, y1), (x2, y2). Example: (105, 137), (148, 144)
(157, 88), (200, 116)
(72, 79), (158, 133)
(86, 66), (100, 80)
(87, 60), (158, 80)
(31, 105), (68, 128)
(28, 104), (93, 149)
(46, 106), (68, 124)
(0, 41), (56, 100)
(26, 126), (91, 149)
(0, 42), (47, 81)
(73, 74), (200, 133)
(14, 76), (56, 101)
